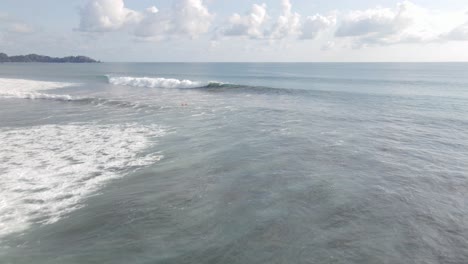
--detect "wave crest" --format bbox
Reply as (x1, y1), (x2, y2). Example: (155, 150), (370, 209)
(107, 76), (223, 89)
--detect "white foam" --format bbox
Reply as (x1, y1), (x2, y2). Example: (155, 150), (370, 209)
(108, 76), (211, 89)
(0, 123), (166, 238)
(0, 92), (74, 101)
(0, 78), (77, 100)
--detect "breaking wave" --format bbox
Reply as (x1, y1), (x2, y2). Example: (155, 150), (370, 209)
(0, 78), (163, 110)
(107, 76), (224, 89)
(105, 75), (300, 95)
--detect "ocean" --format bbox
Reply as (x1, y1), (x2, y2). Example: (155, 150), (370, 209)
(0, 63), (467, 263)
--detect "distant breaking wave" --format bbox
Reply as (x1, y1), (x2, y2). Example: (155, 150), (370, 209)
(0, 78), (160, 110)
(107, 76), (225, 89)
(105, 76), (301, 95)
(106, 76), (308, 96)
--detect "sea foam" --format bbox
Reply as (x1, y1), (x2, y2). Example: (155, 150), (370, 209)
(0, 123), (166, 238)
(0, 78), (77, 100)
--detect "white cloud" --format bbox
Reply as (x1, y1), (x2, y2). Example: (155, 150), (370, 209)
(321, 41), (335, 50)
(269, 0), (301, 39)
(222, 0), (332, 41)
(133, 8), (171, 40)
(301, 14), (336, 40)
(146, 6), (159, 14)
(223, 3), (268, 39)
(334, 1), (448, 46)
(78, 0), (141, 32)
(75, 0), (468, 47)
(8, 23), (34, 34)
(78, 0), (213, 40)
(0, 13), (34, 40)
(445, 23), (468, 40)
(171, 0), (213, 37)
(135, 0), (213, 40)
(442, 13), (468, 41)
(336, 5), (409, 37)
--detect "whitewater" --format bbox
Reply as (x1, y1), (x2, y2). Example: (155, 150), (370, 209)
(0, 78), (168, 237)
(1, 63), (467, 264)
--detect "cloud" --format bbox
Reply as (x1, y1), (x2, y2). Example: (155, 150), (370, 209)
(223, 3), (268, 39)
(0, 12), (10, 21)
(442, 13), (468, 41)
(321, 41), (335, 50)
(7, 23), (34, 34)
(171, 0), (213, 37)
(0, 13), (34, 40)
(146, 6), (159, 14)
(135, 0), (213, 40)
(301, 14), (336, 40)
(335, 5), (410, 37)
(78, 0), (141, 32)
(335, 1), (443, 46)
(445, 23), (468, 40)
(75, 0), (468, 46)
(269, 0), (301, 39)
(78, 0), (213, 40)
(221, 0), (331, 41)
(133, 8), (171, 40)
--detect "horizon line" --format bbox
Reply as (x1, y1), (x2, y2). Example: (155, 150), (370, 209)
(99, 61), (468, 63)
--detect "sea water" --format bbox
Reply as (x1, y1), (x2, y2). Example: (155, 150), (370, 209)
(0, 63), (467, 263)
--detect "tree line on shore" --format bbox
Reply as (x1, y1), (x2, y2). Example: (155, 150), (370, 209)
(0, 53), (99, 63)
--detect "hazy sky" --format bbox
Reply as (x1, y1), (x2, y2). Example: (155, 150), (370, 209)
(1, 0), (468, 62)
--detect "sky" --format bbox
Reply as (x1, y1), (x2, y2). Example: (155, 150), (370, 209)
(1, 0), (468, 62)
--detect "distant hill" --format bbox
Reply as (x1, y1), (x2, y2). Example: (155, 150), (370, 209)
(0, 53), (100, 63)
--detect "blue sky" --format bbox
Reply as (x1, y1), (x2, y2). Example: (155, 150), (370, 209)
(1, 0), (468, 62)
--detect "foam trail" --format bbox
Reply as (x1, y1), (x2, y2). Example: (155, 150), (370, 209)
(0, 123), (166, 238)
(0, 89), (156, 110)
(0, 78), (78, 101)
(0, 92), (74, 101)
(0, 78), (143, 108)
(0, 78), (77, 93)
(108, 76), (222, 89)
